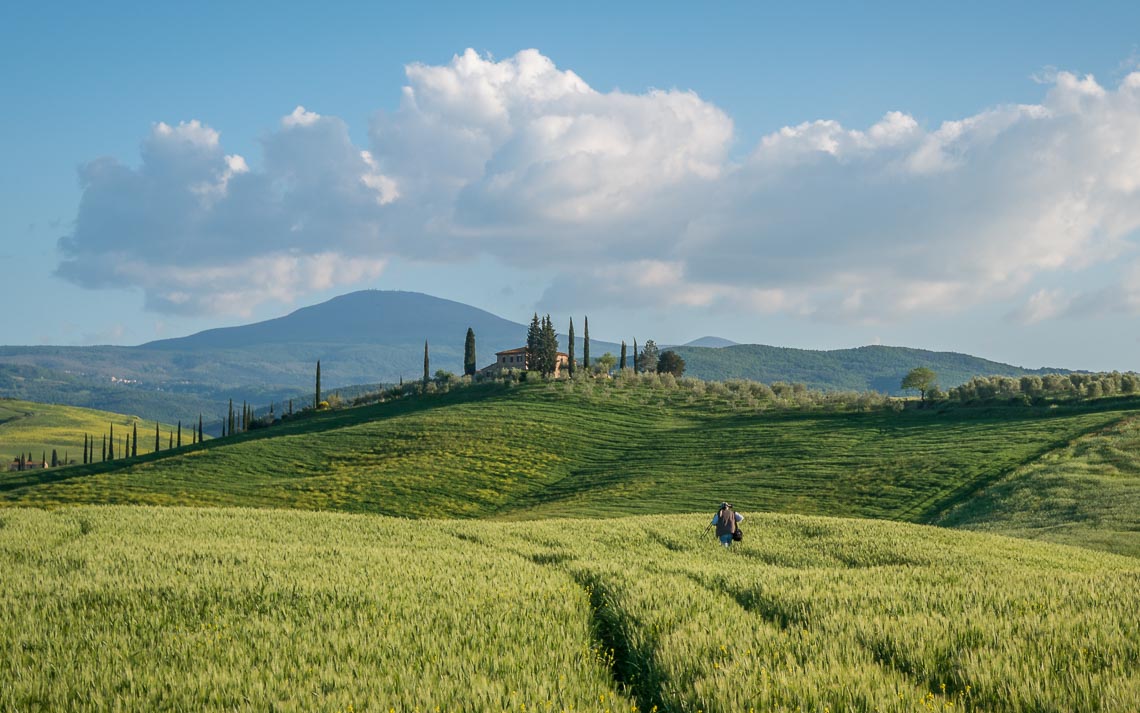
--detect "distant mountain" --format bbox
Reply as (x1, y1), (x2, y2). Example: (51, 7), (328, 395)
(144, 291), (524, 352)
(0, 290), (1077, 421)
(681, 336), (738, 348)
(673, 343), (1069, 394)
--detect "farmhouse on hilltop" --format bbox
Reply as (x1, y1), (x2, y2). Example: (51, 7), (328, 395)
(480, 347), (570, 377)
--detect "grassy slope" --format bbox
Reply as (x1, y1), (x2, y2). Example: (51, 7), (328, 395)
(3, 382), (1134, 533)
(1, 506), (1137, 711)
(938, 415), (1140, 558)
(0, 398), (187, 465)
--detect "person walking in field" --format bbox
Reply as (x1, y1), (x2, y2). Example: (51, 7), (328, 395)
(712, 502), (743, 547)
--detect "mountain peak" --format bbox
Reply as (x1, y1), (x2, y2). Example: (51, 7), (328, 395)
(682, 336), (738, 348)
(142, 290), (524, 350)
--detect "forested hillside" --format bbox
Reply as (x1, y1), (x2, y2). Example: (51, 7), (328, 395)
(674, 343), (1065, 393)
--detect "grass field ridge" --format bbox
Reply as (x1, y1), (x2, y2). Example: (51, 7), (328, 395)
(3, 381), (1139, 558)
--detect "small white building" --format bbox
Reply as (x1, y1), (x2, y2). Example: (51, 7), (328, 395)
(481, 347), (570, 377)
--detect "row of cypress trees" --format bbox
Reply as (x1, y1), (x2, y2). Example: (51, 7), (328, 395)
(78, 416), (206, 465)
(221, 400), (262, 436)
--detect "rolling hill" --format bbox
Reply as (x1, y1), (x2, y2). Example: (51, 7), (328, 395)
(672, 343), (1067, 393)
(4, 378), (1136, 557)
(0, 398), (188, 466)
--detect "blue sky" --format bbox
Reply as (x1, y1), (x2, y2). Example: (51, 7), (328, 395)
(3, 1), (1140, 370)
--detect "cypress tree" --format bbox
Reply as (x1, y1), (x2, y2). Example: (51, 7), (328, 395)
(464, 327), (477, 377)
(132, 423), (138, 457)
(102, 434), (107, 462)
(583, 316), (591, 373)
(51, 449), (58, 468)
(228, 399), (234, 435)
(288, 399), (293, 416)
(315, 360), (321, 409)
(108, 424), (114, 461)
(125, 434), (130, 460)
(83, 434), (88, 465)
(526, 314), (541, 373)
(177, 421), (181, 448)
(198, 415), (203, 444)
(620, 341), (627, 370)
(568, 318), (576, 376)
(541, 315), (558, 376)
(155, 422), (160, 452)
(633, 339), (639, 373)
(423, 340), (430, 386)
(168, 431), (173, 449)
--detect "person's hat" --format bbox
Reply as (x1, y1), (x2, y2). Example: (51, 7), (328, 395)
(720, 501), (729, 509)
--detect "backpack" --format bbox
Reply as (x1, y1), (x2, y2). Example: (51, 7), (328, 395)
(716, 508), (737, 537)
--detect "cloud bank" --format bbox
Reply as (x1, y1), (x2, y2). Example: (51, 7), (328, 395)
(57, 49), (1140, 320)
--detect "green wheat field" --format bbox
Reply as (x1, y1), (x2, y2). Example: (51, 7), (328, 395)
(1, 507), (1137, 712)
(2, 378), (1139, 710)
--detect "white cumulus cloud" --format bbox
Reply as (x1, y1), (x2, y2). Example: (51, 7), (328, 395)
(56, 51), (1140, 323)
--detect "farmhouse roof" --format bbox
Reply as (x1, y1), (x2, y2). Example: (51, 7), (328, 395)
(495, 347), (569, 358)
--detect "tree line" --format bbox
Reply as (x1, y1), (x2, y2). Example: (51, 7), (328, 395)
(901, 367), (1140, 405)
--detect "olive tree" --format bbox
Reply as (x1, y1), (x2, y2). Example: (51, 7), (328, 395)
(901, 367), (938, 404)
